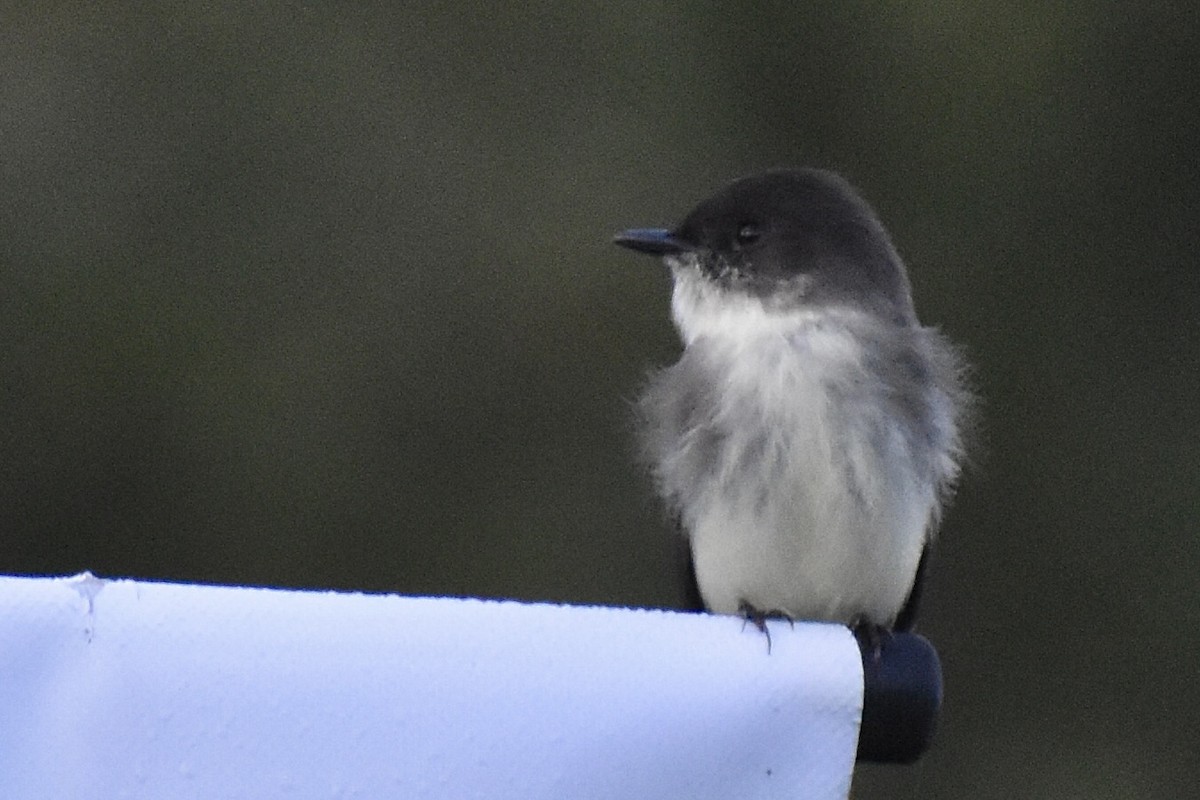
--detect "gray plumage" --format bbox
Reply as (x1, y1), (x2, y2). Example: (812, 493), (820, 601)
(616, 169), (972, 628)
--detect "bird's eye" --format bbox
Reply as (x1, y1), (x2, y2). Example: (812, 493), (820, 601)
(735, 223), (761, 247)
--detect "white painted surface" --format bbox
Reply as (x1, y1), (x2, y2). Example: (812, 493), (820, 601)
(0, 573), (862, 799)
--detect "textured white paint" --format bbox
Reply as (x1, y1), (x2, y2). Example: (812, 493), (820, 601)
(0, 573), (863, 800)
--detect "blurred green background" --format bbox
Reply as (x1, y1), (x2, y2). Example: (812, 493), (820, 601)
(3, 3), (1197, 797)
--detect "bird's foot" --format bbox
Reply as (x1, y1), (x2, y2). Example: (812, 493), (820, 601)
(738, 600), (795, 654)
(851, 619), (892, 663)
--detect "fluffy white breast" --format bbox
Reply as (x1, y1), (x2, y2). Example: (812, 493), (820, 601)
(657, 267), (935, 625)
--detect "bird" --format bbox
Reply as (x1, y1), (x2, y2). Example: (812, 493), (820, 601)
(613, 168), (972, 638)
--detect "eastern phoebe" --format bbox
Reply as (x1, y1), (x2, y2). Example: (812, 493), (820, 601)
(615, 168), (972, 634)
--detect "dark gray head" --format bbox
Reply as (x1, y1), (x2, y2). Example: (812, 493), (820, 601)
(615, 169), (916, 325)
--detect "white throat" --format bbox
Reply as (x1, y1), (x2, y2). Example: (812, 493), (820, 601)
(669, 262), (838, 346)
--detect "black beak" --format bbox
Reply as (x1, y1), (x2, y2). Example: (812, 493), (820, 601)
(612, 228), (689, 256)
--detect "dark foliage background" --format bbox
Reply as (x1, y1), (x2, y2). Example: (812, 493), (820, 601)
(3, 4), (1197, 796)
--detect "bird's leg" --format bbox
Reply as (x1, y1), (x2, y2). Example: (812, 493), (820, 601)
(738, 600), (795, 654)
(851, 618), (892, 663)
